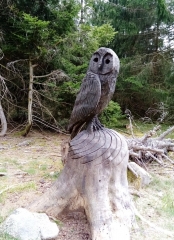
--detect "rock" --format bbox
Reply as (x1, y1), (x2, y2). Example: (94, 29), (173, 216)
(18, 140), (32, 147)
(0, 208), (59, 240)
(49, 172), (55, 177)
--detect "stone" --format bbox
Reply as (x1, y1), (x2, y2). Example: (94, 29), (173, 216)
(0, 208), (59, 240)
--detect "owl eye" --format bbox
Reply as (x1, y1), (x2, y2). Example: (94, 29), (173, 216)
(105, 59), (110, 64)
(93, 58), (98, 62)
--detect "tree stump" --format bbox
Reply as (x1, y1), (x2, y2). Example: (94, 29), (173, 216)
(28, 128), (134, 240)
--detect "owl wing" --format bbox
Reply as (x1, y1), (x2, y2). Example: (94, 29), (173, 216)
(68, 72), (101, 132)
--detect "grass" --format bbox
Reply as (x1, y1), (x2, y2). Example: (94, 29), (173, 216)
(0, 126), (174, 240)
(0, 157), (21, 170)
(0, 182), (36, 204)
(0, 193), (7, 204)
(133, 121), (174, 138)
(0, 234), (18, 240)
(6, 182), (36, 193)
(0, 216), (4, 224)
(23, 160), (47, 176)
(117, 119), (174, 139)
(25, 168), (36, 175)
(44, 171), (61, 179)
(133, 172), (174, 238)
(161, 191), (174, 217)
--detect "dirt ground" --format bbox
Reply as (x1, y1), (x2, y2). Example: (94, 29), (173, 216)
(0, 129), (174, 240)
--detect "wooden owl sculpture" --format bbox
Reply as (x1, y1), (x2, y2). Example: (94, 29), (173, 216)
(68, 47), (120, 139)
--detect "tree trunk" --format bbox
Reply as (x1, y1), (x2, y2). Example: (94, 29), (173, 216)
(0, 80), (7, 137)
(22, 60), (33, 136)
(0, 100), (7, 137)
(28, 128), (135, 240)
(80, 0), (84, 24)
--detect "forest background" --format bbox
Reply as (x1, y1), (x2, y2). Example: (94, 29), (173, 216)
(0, 0), (174, 135)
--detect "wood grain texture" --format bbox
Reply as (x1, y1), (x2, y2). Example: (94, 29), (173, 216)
(29, 128), (134, 240)
(69, 128), (126, 165)
(68, 47), (120, 139)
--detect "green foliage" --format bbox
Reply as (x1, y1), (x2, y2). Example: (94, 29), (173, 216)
(0, 0), (80, 128)
(12, 13), (50, 57)
(46, 22), (117, 127)
(115, 52), (170, 117)
(157, 0), (171, 23)
(91, 0), (174, 121)
(1, 0), (174, 128)
(91, 24), (116, 46)
(60, 23), (116, 82)
(99, 101), (124, 129)
(92, 0), (173, 57)
(1, 0), (79, 59)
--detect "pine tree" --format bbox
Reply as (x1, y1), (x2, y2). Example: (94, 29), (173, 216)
(91, 0), (174, 121)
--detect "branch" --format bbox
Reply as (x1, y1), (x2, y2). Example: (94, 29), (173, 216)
(132, 145), (164, 154)
(129, 150), (140, 158)
(141, 125), (161, 143)
(162, 154), (174, 164)
(33, 70), (70, 81)
(0, 48), (4, 60)
(127, 163), (138, 178)
(145, 152), (163, 165)
(157, 126), (174, 140)
(0, 100), (7, 136)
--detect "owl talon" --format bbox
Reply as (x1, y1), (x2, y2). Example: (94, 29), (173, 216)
(93, 116), (104, 130)
(87, 116), (104, 133)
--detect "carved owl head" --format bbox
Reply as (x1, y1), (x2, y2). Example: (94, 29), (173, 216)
(89, 47), (120, 75)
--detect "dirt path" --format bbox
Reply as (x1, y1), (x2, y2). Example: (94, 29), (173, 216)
(0, 129), (174, 239)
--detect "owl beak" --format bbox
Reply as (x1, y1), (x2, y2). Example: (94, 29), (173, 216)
(98, 59), (103, 70)
(98, 64), (102, 69)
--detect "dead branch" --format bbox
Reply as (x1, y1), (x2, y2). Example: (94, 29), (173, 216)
(157, 126), (174, 140)
(141, 125), (161, 143)
(162, 154), (174, 164)
(125, 109), (135, 138)
(145, 152), (163, 165)
(126, 123), (174, 168)
(33, 70), (70, 81)
(0, 75), (10, 136)
(129, 150), (139, 158)
(0, 49), (4, 60)
(132, 145), (164, 154)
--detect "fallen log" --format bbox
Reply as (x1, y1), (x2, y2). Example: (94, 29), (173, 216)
(126, 124), (174, 167)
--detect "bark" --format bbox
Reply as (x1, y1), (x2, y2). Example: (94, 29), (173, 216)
(0, 79), (7, 136)
(157, 126), (174, 140)
(28, 128), (135, 240)
(0, 100), (7, 136)
(22, 60), (33, 136)
(80, 0), (84, 24)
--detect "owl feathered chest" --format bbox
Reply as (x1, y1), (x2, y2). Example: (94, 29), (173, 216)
(96, 72), (116, 113)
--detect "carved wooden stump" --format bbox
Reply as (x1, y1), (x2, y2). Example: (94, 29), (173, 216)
(28, 128), (134, 240)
